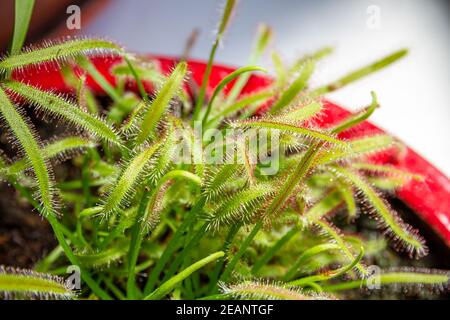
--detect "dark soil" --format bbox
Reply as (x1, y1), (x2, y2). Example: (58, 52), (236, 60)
(0, 185), (56, 268)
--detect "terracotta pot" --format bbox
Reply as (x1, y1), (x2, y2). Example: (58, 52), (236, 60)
(12, 55), (450, 247)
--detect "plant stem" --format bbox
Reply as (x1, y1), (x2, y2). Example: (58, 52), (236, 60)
(251, 227), (298, 274)
(126, 190), (151, 299)
(207, 223), (241, 294)
(11, 179), (111, 299)
(220, 221), (262, 283)
(201, 66), (266, 128)
(192, 0), (237, 123)
(144, 251), (224, 300)
(46, 215), (112, 300)
(163, 223), (208, 282)
(143, 197), (205, 295)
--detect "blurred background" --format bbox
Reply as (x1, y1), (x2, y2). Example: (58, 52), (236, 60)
(1, 0), (449, 176)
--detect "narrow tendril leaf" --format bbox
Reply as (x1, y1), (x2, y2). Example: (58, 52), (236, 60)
(283, 243), (341, 281)
(231, 119), (346, 146)
(1, 38), (123, 72)
(337, 179), (358, 220)
(318, 134), (394, 164)
(0, 87), (56, 216)
(269, 59), (315, 114)
(288, 246), (365, 286)
(10, 0), (35, 55)
(219, 281), (335, 300)
(331, 91), (378, 134)
(75, 243), (128, 268)
(352, 162), (424, 182)
(0, 265), (73, 300)
(192, 0), (237, 122)
(312, 50), (408, 96)
(332, 166), (428, 258)
(3, 136), (96, 176)
(304, 189), (343, 222)
(325, 268), (449, 292)
(202, 66), (267, 126)
(145, 169), (201, 231)
(271, 51), (287, 88)
(147, 119), (182, 184)
(313, 219), (368, 275)
(101, 142), (161, 216)
(135, 62), (187, 145)
(225, 24), (272, 104)
(144, 251), (224, 300)
(4, 81), (123, 146)
(205, 182), (275, 230)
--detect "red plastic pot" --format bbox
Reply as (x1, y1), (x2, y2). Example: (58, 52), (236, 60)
(12, 55), (450, 248)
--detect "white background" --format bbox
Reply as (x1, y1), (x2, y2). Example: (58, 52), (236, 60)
(78, 0), (450, 176)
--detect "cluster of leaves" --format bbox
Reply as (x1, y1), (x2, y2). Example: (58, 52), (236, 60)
(0, 0), (448, 300)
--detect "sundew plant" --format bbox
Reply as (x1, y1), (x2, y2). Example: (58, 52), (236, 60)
(0, 0), (448, 300)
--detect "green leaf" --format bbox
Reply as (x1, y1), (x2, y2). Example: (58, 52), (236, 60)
(135, 62), (187, 145)
(271, 51), (288, 88)
(269, 59), (315, 114)
(304, 190), (343, 222)
(101, 142), (161, 215)
(4, 81), (123, 146)
(219, 281), (333, 300)
(283, 243), (341, 281)
(202, 164), (242, 200)
(10, 0), (35, 55)
(202, 66), (267, 126)
(312, 50), (408, 96)
(288, 246), (364, 286)
(287, 47), (333, 79)
(324, 269), (449, 292)
(318, 134), (394, 164)
(314, 219), (368, 275)
(352, 162), (424, 182)
(225, 24), (272, 104)
(205, 182), (274, 230)
(0, 265), (73, 300)
(232, 119), (346, 146)
(3, 136), (95, 176)
(281, 101), (322, 122)
(207, 89), (273, 125)
(75, 243), (128, 268)
(331, 91), (378, 134)
(192, 0), (237, 122)
(333, 166), (428, 258)
(144, 251), (224, 300)
(0, 87), (55, 216)
(1, 39), (123, 72)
